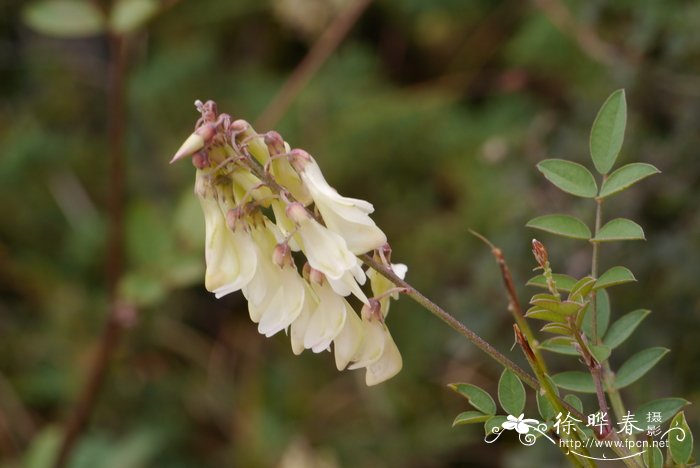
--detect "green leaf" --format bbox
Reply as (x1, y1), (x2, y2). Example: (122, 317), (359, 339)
(540, 323), (572, 335)
(634, 398), (690, 434)
(644, 446), (663, 468)
(110, 0), (159, 34)
(552, 372), (595, 393)
(599, 163), (660, 198)
(23, 0), (105, 37)
(615, 347), (669, 389)
(525, 307), (567, 323)
(594, 266), (636, 290)
(452, 411), (491, 427)
(539, 337), (578, 356)
(590, 344), (611, 362)
(590, 89), (627, 174)
(564, 394), (584, 414)
(527, 274), (577, 292)
(536, 159), (598, 198)
(448, 384), (497, 415)
(604, 309), (651, 349)
(669, 411), (693, 465)
(526, 214), (591, 240)
(530, 299), (583, 316)
(582, 290), (610, 339)
(537, 391), (557, 421)
(593, 218), (645, 242)
(568, 276), (596, 302)
(498, 369), (526, 416)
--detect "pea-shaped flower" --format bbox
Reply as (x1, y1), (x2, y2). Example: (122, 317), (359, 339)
(290, 150), (387, 255)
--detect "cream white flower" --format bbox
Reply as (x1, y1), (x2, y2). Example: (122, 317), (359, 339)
(196, 172), (257, 299)
(290, 150), (387, 254)
(285, 203), (357, 281)
(333, 303), (364, 371)
(368, 263), (407, 316)
(326, 260), (369, 305)
(290, 281), (318, 355)
(347, 301), (402, 385)
(303, 277), (348, 353)
(365, 327), (402, 386)
(243, 224), (305, 336)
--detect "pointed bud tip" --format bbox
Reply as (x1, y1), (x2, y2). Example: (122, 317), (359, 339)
(171, 132), (205, 164)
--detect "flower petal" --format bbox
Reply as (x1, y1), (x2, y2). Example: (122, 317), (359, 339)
(303, 281), (347, 353)
(365, 327), (402, 385)
(333, 304), (364, 370)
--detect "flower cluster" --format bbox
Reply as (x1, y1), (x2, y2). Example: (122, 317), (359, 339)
(170, 100), (406, 385)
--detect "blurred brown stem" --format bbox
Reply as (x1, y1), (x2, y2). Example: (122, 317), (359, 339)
(469, 230), (549, 373)
(255, 0), (373, 130)
(54, 32), (129, 468)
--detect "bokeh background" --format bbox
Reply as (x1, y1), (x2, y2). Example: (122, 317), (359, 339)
(1, 0), (699, 466)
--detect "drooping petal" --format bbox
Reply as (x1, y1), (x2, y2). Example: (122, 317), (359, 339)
(290, 282), (317, 355)
(257, 265), (306, 337)
(326, 269), (368, 305)
(347, 319), (386, 370)
(197, 182), (257, 298)
(287, 204), (356, 280)
(208, 227), (257, 298)
(303, 281), (347, 353)
(333, 304), (364, 370)
(293, 153), (387, 254)
(365, 327), (402, 386)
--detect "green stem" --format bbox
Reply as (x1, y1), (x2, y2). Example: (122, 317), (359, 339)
(591, 196), (603, 343)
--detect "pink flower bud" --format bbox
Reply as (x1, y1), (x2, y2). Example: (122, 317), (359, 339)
(288, 149), (312, 172)
(361, 299), (382, 321)
(308, 266), (325, 285)
(273, 243), (292, 268)
(264, 131), (286, 155)
(226, 207), (244, 231)
(285, 202), (309, 224)
(532, 239), (548, 267)
(192, 150), (209, 169)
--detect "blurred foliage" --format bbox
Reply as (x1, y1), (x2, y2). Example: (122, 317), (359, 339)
(1, 0), (699, 466)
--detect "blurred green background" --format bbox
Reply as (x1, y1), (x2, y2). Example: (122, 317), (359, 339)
(1, 0), (699, 466)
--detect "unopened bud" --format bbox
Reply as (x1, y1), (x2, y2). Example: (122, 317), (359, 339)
(170, 124), (218, 164)
(273, 243), (292, 268)
(361, 299), (383, 321)
(170, 132), (204, 164)
(532, 239), (548, 267)
(229, 119), (249, 134)
(226, 207), (244, 231)
(308, 266), (324, 285)
(192, 150), (209, 169)
(288, 149), (312, 172)
(264, 131), (286, 155)
(285, 202), (309, 224)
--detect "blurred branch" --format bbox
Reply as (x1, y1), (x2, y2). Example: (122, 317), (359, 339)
(0, 408), (19, 459)
(532, 0), (622, 67)
(255, 0), (373, 130)
(53, 33), (132, 468)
